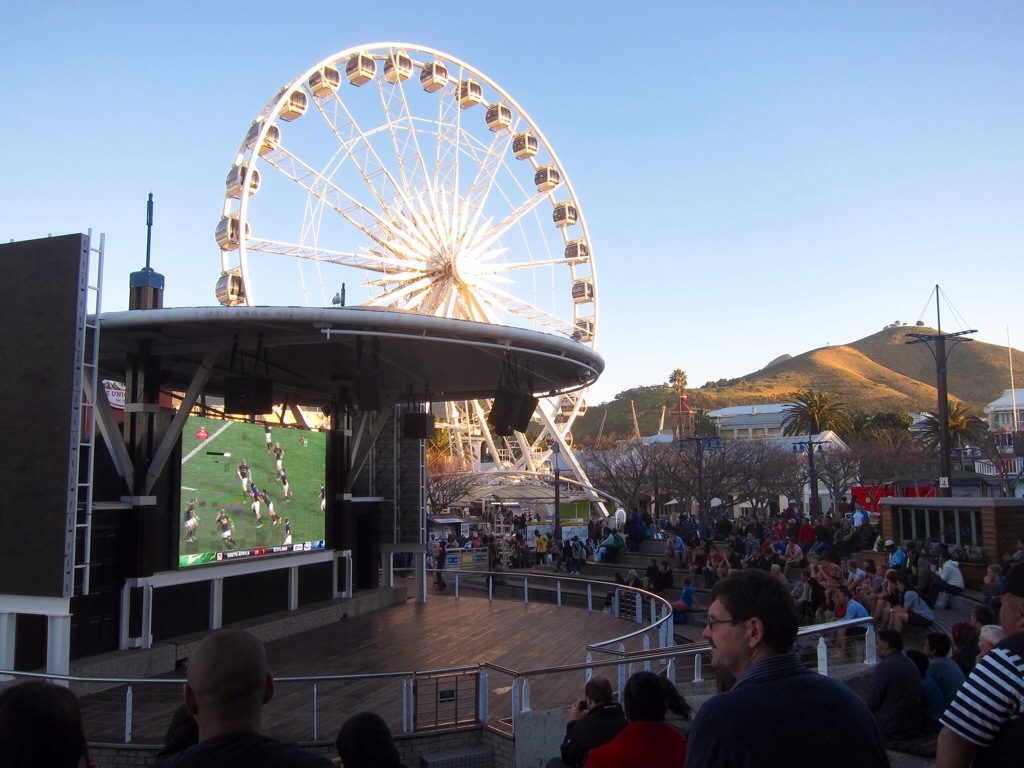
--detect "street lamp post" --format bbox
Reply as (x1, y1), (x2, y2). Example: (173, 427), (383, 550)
(793, 434), (827, 517)
(679, 436), (719, 537)
(906, 285), (975, 498)
(551, 442), (561, 542)
(806, 432), (820, 516)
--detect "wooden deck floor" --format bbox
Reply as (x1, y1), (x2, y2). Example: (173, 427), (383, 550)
(78, 581), (664, 746)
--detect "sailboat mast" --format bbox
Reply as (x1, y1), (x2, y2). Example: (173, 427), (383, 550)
(1010, 328), (1019, 432)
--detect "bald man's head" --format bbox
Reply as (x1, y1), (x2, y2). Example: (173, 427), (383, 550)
(184, 629), (273, 738)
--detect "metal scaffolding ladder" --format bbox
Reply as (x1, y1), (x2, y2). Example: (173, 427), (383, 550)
(74, 231), (105, 596)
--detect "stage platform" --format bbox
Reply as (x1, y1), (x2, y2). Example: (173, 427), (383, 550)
(76, 578), (652, 747)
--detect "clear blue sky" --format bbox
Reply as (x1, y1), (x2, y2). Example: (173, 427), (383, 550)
(3, 2), (1021, 403)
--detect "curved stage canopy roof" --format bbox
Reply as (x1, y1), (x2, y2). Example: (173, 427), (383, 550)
(94, 306), (603, 405)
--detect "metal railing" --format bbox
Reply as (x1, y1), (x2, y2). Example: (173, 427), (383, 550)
(0, 570), (877, 746)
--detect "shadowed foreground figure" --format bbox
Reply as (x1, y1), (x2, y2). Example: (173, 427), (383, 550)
(334, 711), (405, 768)
(938, 561), (1024, 768)
(584, 671), (691, 768)
(546, 676), (627, 768)
(0, 680), (93, 768)
(160, 628), (332, 768)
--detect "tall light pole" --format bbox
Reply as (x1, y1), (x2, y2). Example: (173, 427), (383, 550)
(680, 436), (719, 535)
(551, 442), (561, 542)
(793, 435), (828, 516)
(907, 285), (975, 498)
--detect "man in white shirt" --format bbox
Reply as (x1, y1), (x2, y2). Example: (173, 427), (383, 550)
(852, 500), (867, 528)
(927, 551), (965, 609)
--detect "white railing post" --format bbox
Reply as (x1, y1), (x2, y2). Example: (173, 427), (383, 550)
(511, 677), (521, 730)
(478, 668), (489, 724)
(313, 682), (318, 740)
(666, 657), (676, 683)
(522, 678), (531, 712)
(585, 651), (593, 683)
(864, 625), (877, 665)
(693, 653), (703, 683)
(402, 677), (414, 734)
(524, 577), (529, 604)
(124, 684), (133, 743)
(617, 644), (627, 700)
(643, 635), (651, 671)
(587, 584), (593, 611)
(817, 635), (829, 676)
(613, 588), (620, 617)
(635, 593), (643, 625)
(488, 573), (493, 601)
(455, 573), (460, 599)
(557, 580), (562, 607)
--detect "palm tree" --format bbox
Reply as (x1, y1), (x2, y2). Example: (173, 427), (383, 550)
(668, 369), (688, 398)
(843, 411), (874, 441)
(918, 401), (988, 452)
(782, 389), (853, 436)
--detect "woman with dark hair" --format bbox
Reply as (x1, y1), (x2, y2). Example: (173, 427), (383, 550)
(0, 680), (92, 768)
(583, 671), (690, 767)
(335, 711), (405, 768)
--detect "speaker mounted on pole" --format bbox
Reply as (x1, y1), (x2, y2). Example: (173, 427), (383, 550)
(489, 385), (537, 436)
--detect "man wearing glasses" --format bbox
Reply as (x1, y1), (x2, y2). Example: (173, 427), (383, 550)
(684, 569), (889, 768)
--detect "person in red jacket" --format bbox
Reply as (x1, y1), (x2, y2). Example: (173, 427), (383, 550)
(797, 519), (816, 551)
(584, 671), (690, 768)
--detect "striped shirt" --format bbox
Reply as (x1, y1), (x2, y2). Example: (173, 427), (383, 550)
(940, 633), (1024, 766)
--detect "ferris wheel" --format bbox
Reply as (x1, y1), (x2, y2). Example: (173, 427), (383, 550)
(215, 43), (598, 477)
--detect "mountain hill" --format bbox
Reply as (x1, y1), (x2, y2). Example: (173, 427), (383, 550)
(574, 326), (1022, 443)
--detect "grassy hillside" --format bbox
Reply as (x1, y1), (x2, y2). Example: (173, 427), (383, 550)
(845, 326), (1023, 406)
(574, 326), (1022, 443)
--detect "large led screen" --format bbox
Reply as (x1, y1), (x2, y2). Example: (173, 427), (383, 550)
(179, 415), (326, 567)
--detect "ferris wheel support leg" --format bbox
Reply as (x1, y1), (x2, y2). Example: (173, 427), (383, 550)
(536, 405), (609, 517)
(514, 430), (538, 472)
(470, 400), (503, 468)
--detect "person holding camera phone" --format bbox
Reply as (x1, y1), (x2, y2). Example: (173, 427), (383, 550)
(545, 677), (627, 768)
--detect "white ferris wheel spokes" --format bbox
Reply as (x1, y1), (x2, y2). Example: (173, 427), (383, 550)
(215, 43), (597, 474)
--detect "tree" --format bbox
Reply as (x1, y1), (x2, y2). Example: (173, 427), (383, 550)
(728, 441), (805, 519)
(425, 449), (479, 512)
(782, 389), (852, 436)
(976, 430), (1024, 497)
(816, 446), (860, 514)
(869, 412), (913, 432)
(694, 410), (719, 438)
(843, 412), (875, 441)
(842, 411), (912, 442)
(850, 431), (931, 507)
(917, 401), (988, 452)
(668, 369), (688, 398)
(581, 440), (664, 514)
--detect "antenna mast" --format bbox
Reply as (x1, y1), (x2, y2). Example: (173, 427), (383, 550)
(1010, 328), (1019, 432)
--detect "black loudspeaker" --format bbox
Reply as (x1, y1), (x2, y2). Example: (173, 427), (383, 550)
(223, 376), (274, 414)
(489, 386), (538, 435)
(403, 412), (436, 440)
(514, 392), (539, 432)
(353, 373), (384, 411)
